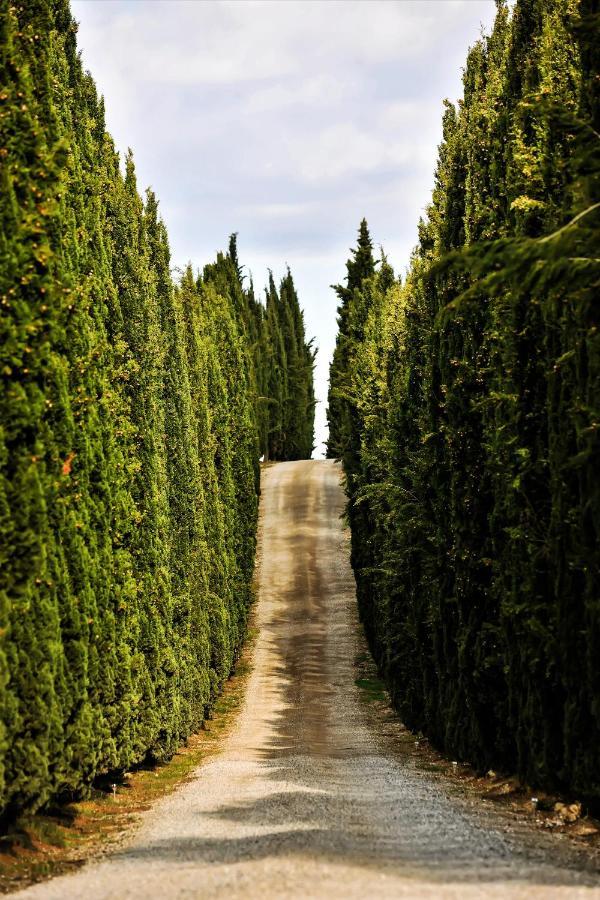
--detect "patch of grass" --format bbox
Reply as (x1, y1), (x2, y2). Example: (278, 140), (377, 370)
(353, 642), (388, 706)
(354, 675), (387, 704)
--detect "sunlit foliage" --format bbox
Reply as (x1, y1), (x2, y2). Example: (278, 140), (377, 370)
(0, 0), (314, 815)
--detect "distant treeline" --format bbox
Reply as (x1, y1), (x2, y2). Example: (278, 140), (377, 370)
(0, 0), (314, 816)
(328, 0), (599, 799)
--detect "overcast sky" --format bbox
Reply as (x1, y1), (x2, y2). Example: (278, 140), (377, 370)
(72, 0), (498, 456)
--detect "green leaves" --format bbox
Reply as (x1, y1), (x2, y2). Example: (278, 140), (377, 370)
(332, 0), (600, 799)
(0, 0), (314, 816)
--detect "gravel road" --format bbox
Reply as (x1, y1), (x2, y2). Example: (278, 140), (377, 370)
(16, 460), (600, 899)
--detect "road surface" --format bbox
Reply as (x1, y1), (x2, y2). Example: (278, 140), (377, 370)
(17, 460), (600, 898)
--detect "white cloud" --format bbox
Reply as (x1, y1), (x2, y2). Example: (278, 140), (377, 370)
(236, 201), (317, 220)
(75, 0), (494, 87)
(284, 122), (405, 182)
(246, 75), (352, 115)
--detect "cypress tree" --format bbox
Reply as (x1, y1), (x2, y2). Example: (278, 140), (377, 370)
(327, 218), (375, 460)
(264, 273), (287, 460)
(278, 269), (316, 460)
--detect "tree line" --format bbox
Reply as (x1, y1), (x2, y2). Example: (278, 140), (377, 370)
(328, 0), (599, 800)
(0, 0), (314, 816)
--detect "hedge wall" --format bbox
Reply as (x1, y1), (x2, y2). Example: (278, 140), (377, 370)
(328, 0), (600, 800)
(0, 0), (314, 815)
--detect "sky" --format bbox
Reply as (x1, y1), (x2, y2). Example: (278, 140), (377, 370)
(72, 0), (498, 457)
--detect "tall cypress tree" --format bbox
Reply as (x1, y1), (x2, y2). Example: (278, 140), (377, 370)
(264, 274), (287, 460)
(278, 269), (315, 460)
(327, 218), (375, 459)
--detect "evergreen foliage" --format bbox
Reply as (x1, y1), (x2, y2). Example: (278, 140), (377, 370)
(0, 0), (313, 816)
(329, 0), (600, 799)
(326, 219), (375, 461)
(263, 270), (316, 461)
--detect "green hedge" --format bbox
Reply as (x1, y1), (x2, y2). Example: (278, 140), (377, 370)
(0, 0), (314, 815)
(328, 0), (600, 800)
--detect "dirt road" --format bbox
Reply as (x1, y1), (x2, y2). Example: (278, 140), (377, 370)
(17, 460), (600, 898)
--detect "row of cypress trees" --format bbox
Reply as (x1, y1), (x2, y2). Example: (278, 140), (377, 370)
(328, 0), (600, 800)
(204, 237), (315, 463)
(228, 240), (316, 463)
(262, 269), (316, 461)
(0, 0), (314, 816)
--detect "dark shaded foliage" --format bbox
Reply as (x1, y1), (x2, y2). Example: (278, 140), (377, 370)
(329, 0), (600, 799)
